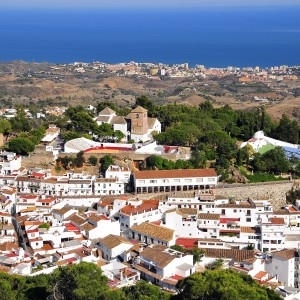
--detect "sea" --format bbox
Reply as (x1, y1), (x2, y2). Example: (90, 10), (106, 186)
(0, 6), (300, 68)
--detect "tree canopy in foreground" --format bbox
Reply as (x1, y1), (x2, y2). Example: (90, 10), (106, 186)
(0, 263), (280, 300)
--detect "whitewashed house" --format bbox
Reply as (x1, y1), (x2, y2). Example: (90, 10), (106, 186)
(105, 165), (131, 184)
(98, 234), (133, 261)
(133, 168), (218, 194)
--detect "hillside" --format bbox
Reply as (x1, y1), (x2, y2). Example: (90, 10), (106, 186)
(0, 61), (299, 121)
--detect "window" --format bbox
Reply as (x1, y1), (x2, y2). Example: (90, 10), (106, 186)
(196, 178), (203, 182)
(208, 178), (215, 182)
(150, 180), (157, 183)
(184, 179), (192, 183)
(246, 218), (251, 222)
(163, 179), (169, 183)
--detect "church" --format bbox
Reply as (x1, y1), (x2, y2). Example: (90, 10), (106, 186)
(94, 106), (161, 143)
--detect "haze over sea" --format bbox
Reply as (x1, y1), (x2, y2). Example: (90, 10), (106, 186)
(1, 6), (300, 68)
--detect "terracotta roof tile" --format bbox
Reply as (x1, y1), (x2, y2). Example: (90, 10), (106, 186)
(272, 249), (298, 260)
(52, 207), (72, 216)
(130, 106), (148, 113)
(240, 226), (261, 234)
(269, 217), (285, 225)
(134, 168), (217, 180)
(99, 107), (116, 115)
(130, 222), (174, 242)
(198, 213), (220, 220)
(81, 222), (96, 232)
(100, 234), (132, 249)
(176, 208), (197, 216)
(66, 214), (86, 226)
(87, 214), (110, 222)
(140, 246), (175, 268)
(120, 200), (159, 216)
(202, 248), (255, 262)
(254, 271), (268, 280)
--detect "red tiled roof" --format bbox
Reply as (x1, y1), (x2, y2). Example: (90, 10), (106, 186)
(220, 218), (240, 223)
(6, 253), (18, 257)
(134, 168), (217, 180)
(20, 195), (38, 199)
(176, 238), (198, 249)
(170, 275), (184, 280)
(202, 248), (255, 261)
(272, 249), (298, 260)
(65, 223), (81, 232)
(31, 172), (45, 177)
(254, 271), (268, 280)
(151, 220), (161, 225)
(269, 217), (285, 225)
(27, 229), (39, 233)
(120, 200), (159, 215)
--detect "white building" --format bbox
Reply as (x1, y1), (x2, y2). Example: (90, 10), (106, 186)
(240, 130), (299, 153)
(266, 249), (299, 288)
(133, 168), (218, 194)
(134, 245), (194, 292)
(129, 222), (176, 247)
(94, 106), (161, 143)
(119, 199), (162, 230)
(94, 178), (125, 196)
(97, 196), (129, 217)
(0, 152), (22, 176)
(260, 217), (286, 253)
(98, 234), (133, 261)
(41, 124), (60, 144)
(105, 165), (131, 183)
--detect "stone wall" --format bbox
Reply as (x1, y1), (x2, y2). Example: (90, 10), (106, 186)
(216, 182), (297, 210)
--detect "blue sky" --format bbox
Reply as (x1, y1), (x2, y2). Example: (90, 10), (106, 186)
(2, 0), (300, 9)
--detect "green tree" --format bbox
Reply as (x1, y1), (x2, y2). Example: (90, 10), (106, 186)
(191, 247), (204, 265)
(199, 100), (213, 112)
(273, 114), (299, 144)
(123, 281), (171, 300)
(113, 130), (125, 142)
(57, 156), (73, 170)
(252, 147), (290, 174)
(95, 123), (114, 139)
(48, 262), (109, 300)
(96, 101), (119, 114)
(63, 131), (81, 141)
(0, 118), (12, 136)
(170, 245), (185, 253)
(73, 151), (85, 168)
(7, 137), (35, 155)
(100, 155), (114, 173)
(11, 106), (32, 132)
(0, 280), (16, 300)
(190, 150), (207, 168)
(175, 269), (281, 300)
(88, 155), (98, 166)
(135, 95), (155, 114)
(206, 258), (224, 270)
